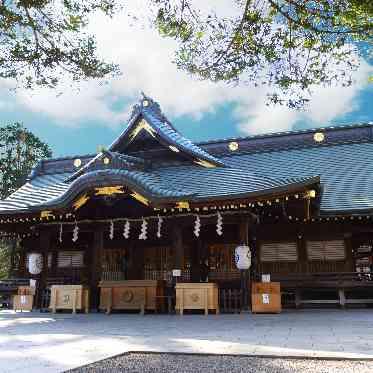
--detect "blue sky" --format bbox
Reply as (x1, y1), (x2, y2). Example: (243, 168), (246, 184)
(0, 2), (372, 158)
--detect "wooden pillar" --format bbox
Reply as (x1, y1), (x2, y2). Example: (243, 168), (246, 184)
(190, 240), (201, 282)
(9, 239), (17, 277)
(239, 217), (251, 311)
(297, 228), (308, 273)
(173, 225), (184, 271)
(344, 233), (354, 272)
(38, 230), (52, 309)
(239, 218), (249, 245)
(296, 228), (307, 308)
(90, 228), (103, 310)
(19, 249), (26, 278)
(128, 242), (144, 280)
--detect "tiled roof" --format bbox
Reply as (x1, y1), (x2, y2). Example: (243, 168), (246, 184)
(0, 96), (372, 216)
(0, 173), (71, 213)
(155, 166), (318, 201)
(0, 167), (317, 213)
(224, 141), (373, 213)
(65, 151), (147, 183)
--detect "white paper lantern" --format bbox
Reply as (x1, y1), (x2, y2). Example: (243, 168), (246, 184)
(235, 245), (252, 270)
(28, 253), (43, 275)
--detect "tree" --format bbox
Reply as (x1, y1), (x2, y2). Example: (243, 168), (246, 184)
(0, 241), (12, 279)
(0, 0), (119, 89)
(0, 1), (371, 107)
(0, 123), (50, 280)
(0, 123), (52, 199)
(154, 0), (372, 108)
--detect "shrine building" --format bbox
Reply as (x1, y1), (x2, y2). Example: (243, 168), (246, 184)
(1, 95), (373, 313)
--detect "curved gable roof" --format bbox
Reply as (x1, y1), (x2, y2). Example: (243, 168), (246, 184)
(109, 94), (225, 167)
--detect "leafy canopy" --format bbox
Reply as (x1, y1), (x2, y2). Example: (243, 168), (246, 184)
(0, 1), (371, 107)
(0, 122), (52, 199)
(153, 0), (372, 108)
(0, 0), (120, 89)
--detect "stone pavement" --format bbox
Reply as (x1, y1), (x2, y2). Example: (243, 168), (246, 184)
(1, 309), (373, 373)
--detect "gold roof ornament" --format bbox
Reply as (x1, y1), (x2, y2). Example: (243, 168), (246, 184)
(143, 99), (149, 107)
(103, 157), (111, 165)
(194, 159), (216, 168)
(175, 201), (190, 209)
(228, 141), (239, 151)
(129, 119), (157, 141)
(313, 132), (325, 143)
(130, 191), (149, 206)
(73, 194), (90, 210)
(73, 158), (82, 168)
(94, 186), (125, 196)
(305, 190), (316, 198)
(41, 210), (54, 219)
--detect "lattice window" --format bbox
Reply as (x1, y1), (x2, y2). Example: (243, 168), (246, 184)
(57, 251), (84, 268)
(306, 240), (345, 261)
(260, 242), (298, 262)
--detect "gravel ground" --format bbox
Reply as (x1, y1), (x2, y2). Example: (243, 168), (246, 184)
(67, 353), (373, 373)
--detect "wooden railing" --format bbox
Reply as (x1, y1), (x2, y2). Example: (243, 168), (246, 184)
(0, 278), (29, 292)
(219, 288), (241, 313)
(269, 272), (373, 289)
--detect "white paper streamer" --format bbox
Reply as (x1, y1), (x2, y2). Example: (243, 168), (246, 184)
(109, 220), (114, 240)
(72, 222), (79, 242)
(123, 220), (130, 239)
(194, 215), (201, 237)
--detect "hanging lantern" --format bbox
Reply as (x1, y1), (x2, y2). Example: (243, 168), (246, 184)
(28, 253), (43, 275)
(235, 245), (252, 270)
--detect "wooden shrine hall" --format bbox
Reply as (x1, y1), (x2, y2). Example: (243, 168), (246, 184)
(1, 95), (373, 313)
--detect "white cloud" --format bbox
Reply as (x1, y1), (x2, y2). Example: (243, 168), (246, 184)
(236, 59), (373, 135)
(6, 0), (373, 136)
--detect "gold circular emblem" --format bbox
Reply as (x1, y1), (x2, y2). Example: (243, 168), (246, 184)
(103, 157), (110, 165)
(143, 100), (149, 107)
(63, 295), (70, 304)
(313, 132), (325, 143)
(228, 141), (239, 151)
(122, 290), (134, 303)
(73, 158), (82, 168)
(190, 293), (200, 303)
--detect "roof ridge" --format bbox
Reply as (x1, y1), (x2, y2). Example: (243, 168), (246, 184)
(197, 122), (373, 146)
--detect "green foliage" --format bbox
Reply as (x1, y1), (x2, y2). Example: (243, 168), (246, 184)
(0, 0), (120, 89)
(152, 0), (372, 108)
(0, 123), (52, 199)
(0, 241), (11, 279)
(0, 124), (50, 279)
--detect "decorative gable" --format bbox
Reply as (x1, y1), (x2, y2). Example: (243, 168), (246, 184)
(109, 94), (225, 168)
